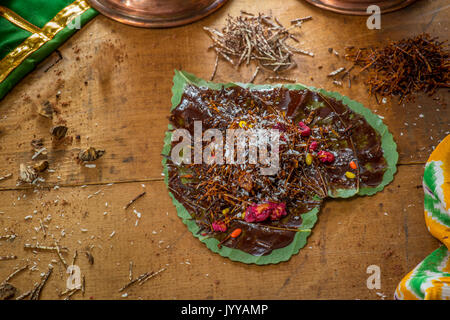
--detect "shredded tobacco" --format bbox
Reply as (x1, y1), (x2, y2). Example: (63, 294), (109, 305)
(204, 12), (313, 79)
(345, 33), (450, 103)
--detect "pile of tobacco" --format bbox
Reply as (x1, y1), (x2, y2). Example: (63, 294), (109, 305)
(345, 33), (450, 103)
(204, 11), (313, 81)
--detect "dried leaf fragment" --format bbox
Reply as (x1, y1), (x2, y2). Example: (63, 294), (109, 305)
(50, 125), (68, 140)
(78, 147), (105, 162)
(32, 160), (49, 173)
(38, 101), (54, 119)
(0, 283), (17, 300)
(19, 164), (38, 183)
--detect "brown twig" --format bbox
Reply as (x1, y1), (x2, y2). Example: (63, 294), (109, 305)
(123, 192), (146, 210)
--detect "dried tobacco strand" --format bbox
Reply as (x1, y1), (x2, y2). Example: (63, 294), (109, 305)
(30, 265), (53, 300)
(78, 147), (106, 162)
(118, 272), (148, 292)
(0, 234), (16, 241)
(204, 12), (313, 74)
(249, 66), (260, 83)
(0, 173), (12, 182)
(266, 76), (297, 83)
(328, 67), (345, 77)
(3, 265), (28, 283)
(31, 147), (47, 160)
(81, 275), (85, 295)
(119, 268), (166, 292)
(50, 125), (68, 140)
(54, 242), (68, 268)
(15, 289), (32, 300)
(123, 192), (146, 210)
(72, 250), (78, 266)
(59, 287), (80, 297)
(210, 54), (219, 81)
(291, 16), (312, 24)
(138, 268), (166, 286)
(24, 243), (68, 252)
(0, 255), (17, 261)
(129, 261), (133, 281)
(39, 219), (47, 238)
(64, 288), (80, 300)
(345, 33), (450, 102)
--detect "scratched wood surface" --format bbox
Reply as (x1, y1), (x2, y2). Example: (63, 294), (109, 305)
(0, 0), (448, 300)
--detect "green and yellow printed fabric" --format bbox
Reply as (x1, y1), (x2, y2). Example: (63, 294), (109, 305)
(395, 134), (450, 300)
(0, 0), (98, 100)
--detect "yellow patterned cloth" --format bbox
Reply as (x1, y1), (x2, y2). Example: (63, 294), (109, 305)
(395, 134), (450, 300)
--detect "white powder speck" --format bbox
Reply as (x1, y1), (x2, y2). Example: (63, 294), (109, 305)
(133, 209), (141, 219)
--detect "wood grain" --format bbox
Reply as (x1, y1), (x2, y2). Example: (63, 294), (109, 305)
(0, 0), (448, 300)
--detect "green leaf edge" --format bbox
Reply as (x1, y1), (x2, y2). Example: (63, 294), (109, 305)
(162, 69), (398, 265)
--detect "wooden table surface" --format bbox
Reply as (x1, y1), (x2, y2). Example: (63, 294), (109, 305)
(0, 0), (448, 300)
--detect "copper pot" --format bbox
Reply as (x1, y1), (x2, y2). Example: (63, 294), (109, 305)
(88, 0), (229, 28)
(302, 0), (418, 15)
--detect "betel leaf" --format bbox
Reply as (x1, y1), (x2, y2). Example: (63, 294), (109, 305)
(162, 70), (398, 265)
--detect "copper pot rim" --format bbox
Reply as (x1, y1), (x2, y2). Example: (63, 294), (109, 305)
(302, 0), (418, 15)
(88, 0), (229, 28)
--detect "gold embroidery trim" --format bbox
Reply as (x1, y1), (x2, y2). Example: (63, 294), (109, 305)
(0, 0), (91, 83)
(0, 6), (45, 36)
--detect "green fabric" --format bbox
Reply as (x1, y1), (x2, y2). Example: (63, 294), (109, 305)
(424, 161), (450, 226)
(0, 18), (31, 61)
(3, 0), (75, 28)
(0, 0), (98, 100)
